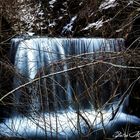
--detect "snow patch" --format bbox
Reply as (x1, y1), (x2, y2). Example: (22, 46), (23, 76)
(83, 20), (103, 31)
(129, 0), (134, 4)
(116, 28), (123, 33)
(79, 2), (83, 6)
(62, 16), (77, 34)
(26, 32), (35, 36)
(99, 0), (117, 10)
(82, 19), (111, 31)
(18, 2), (45, 31)
(49, 0), (57, 5)
(58, 16), (63, 20)
(48, 22), (56, 27)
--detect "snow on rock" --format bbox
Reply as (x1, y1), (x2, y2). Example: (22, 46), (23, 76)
(62, 15), (77, 34)
(12, 1), (46, 32)
(26, 32), (35, 36)
(49, 0), (57, 8)
(82, 19), (111, 31)
(82, 20), (103, 31)
(99, 0), (117, 10)
(48, 20), (56, 27)
(128, 0), (134, 5)
(3, 0), (135, 37)
(49, 0), (57, 5)
(48, 22), (56, 27)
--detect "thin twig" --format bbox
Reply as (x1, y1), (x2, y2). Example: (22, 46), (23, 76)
(1, 60), (139, 102)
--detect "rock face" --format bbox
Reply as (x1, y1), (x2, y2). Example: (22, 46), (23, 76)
(0, 0), (139, 40)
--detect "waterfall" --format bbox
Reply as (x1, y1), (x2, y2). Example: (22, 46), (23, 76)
(11, 38), (123, 79)
(10, 37), (124, 113)
(0, 37), (140, 140)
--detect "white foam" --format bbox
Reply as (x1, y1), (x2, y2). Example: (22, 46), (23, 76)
(0, 110), (140, 139)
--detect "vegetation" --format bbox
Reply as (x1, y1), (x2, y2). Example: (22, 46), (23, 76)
(0, 0), (140, 139)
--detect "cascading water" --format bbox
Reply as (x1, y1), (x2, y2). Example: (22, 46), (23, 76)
(0, 37), (140, 140)
(11, 38), (124, 112)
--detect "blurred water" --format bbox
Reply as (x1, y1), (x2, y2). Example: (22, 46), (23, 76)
(1, 37), (139, 140)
